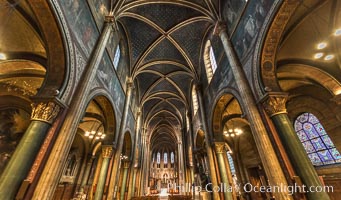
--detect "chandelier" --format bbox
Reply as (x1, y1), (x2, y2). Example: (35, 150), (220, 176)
(82, 120), (106, 140)
(223, 119), (243, 137)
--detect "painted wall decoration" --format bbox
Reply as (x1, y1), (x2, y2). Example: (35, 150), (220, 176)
(0, 108), (30, 174)
(97, 53), (125, 120)
(231, 0), (271, 58)
(60, 0), (99, 56)
(87, 0), (111, 30)
(221, 0), (247, 34)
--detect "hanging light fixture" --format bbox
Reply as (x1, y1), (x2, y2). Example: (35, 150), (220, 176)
(223, 119), (243, 137)
(82, 120), (106, 140)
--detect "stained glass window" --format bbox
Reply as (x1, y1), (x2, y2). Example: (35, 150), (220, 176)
(192, 86), (199, 115)
(164, 153), (168, 164)
(227, 152), (236, 175)
(294, 113), (341, 166)
(157, 152), (160, 164)
(113, 45), (120, 69)
(209, 46), (217, 74)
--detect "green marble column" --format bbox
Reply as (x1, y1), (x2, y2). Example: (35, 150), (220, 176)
(94, 146), (113, 200)
(79, 155), (95, 193)
(217, 23), (292, 200)
(214, 142), (233, 200)
(0, 101), (60, 200)
(127, 109), (142, 199)
(262, 93), (330, 200)
(120, 161), (130, 200)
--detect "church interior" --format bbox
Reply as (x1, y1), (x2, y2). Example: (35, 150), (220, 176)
(0, 0), (341, 200)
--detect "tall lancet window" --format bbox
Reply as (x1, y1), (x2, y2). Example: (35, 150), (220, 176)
(113, 45), (120, 69)
(192, 86), (199, 115)
(164, 152), (168, 164)
(209, 46), (217, 73)
(171, 152), (174, 168)
(157, 152), (161, 168)
(294, 112), (341, 166)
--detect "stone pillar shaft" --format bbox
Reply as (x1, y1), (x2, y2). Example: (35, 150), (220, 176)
(127, 110), (141, 199)
(94, 146), (113, 200)
(120, 161), (130, 200)
(0, 101), (61, 200)
(196, 87), (221, 200)
(262, 93), (330, 200)
(32, 16), (114, 200)
(218, 27), (292, 200)
(107, 81), (133, 200)
(80, 155), (95, 189)
(214, 142), (233, 200)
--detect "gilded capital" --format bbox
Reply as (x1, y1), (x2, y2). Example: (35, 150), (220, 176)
(262, 93), (288, 117)
(214, 142), (226, 154)
(102, 146), (113, 158)
(31, 102), (60, 124)
(123, 161), (130, 169)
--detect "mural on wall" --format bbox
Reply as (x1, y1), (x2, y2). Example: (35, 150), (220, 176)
(0, 108), (30, 174)
(87, 0), (110, 30)
(97, 53), (125, 119)
(231, 0), (271, 58)
(60, 0), (99, 56)
(221, 0), (247, 34)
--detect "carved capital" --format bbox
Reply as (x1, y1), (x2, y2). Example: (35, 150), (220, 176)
(102, 146), (113, 158)
(123, 161), (131, 169)
(31, 101), (60, 124)
(213, 21), (227, 36)
(214, 142), (225, 154)
(261, 93), (288, 117)
(105, 15), (115, 23)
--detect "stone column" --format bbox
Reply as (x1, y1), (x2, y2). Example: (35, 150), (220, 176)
(186, 112), (195, 184)
(262, 92), (330, 200)
(214, 142), (233, 200)
(127, 109), (142, 200)
(107, 80), (133, 200)
(94, 146), (113, 200)
(120, 161), (130, 200)
(217, 23), (292, 200)
(32, 16), (115, 200)
(195, 85), (221, 200)
(80, 155), (95, 191)
(138, 130), (147, 196)
(0, 101), (61, 200)
(177, 141), (185, 193)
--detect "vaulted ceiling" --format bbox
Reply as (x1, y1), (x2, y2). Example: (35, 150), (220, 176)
(114, 0), (220, 151)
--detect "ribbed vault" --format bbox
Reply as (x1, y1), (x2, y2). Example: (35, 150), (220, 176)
(113, 0), (220, 151)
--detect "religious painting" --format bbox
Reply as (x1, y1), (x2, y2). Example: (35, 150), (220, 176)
(231, 0), (272, 58)
(0, 108), (30, 175)
(221, 0), (247, 34)
(59, 0), (99, 56)
(87, 0), (111, 30)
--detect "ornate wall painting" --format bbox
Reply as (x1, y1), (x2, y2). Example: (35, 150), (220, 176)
(87, 0), (111, 31)
(0, 108), (30, 175)
(60, 0), (99, 56)
(221, 0), (247, 34)
(231, 0), (272, 58)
